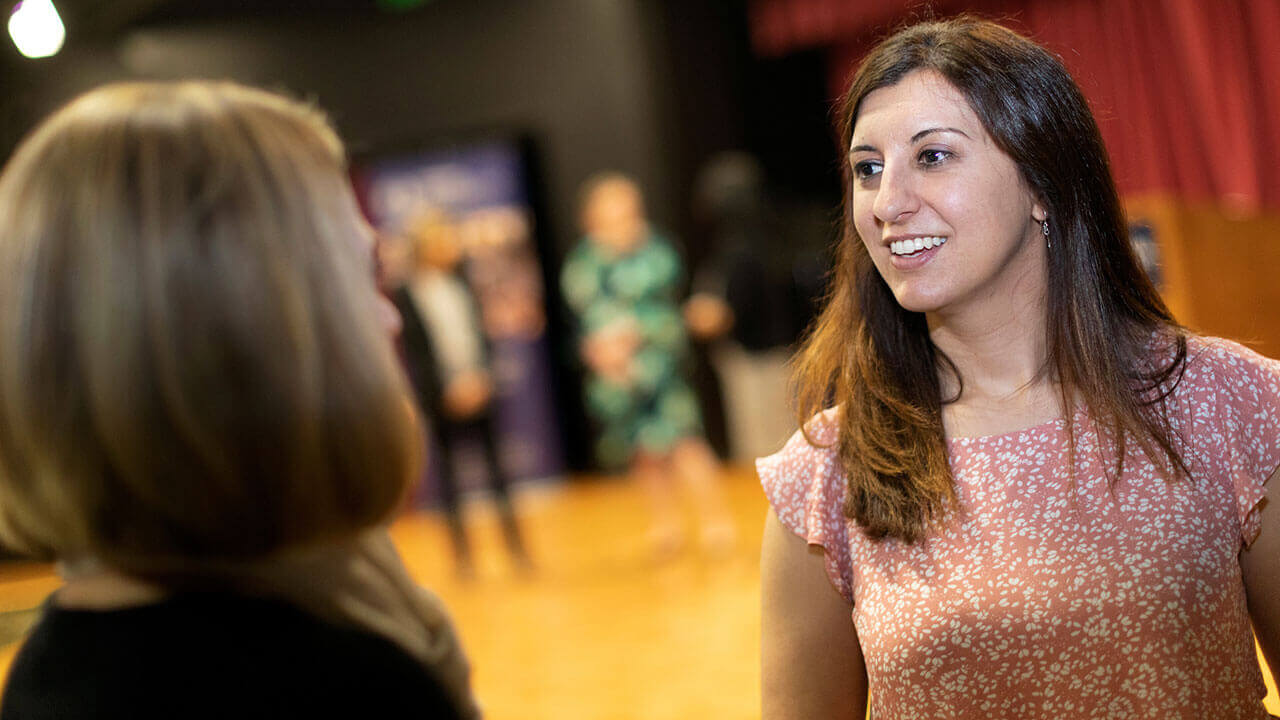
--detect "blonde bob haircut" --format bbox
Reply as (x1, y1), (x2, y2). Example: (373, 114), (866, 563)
(0, 81), (420, 570)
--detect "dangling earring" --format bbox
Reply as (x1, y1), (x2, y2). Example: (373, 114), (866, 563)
(1042, 218), (1051, 250)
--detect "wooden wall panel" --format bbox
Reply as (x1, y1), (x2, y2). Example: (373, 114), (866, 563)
(1126, 196), (1280, 357)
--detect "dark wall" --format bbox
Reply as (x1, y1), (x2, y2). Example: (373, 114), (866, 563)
(0, 0), (843, 256)
(1, 0), (690, 259)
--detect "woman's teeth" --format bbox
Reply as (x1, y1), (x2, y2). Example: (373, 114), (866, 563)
(890, 236), (946, 256)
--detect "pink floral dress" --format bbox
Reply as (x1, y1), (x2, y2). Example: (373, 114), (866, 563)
(759, 337), (1278, 718)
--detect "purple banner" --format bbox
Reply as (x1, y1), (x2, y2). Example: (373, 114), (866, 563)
(354, 141), (563, 498)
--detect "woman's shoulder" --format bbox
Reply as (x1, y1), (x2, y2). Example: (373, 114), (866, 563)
(1176, 333), (1280, 392)
(1183, 333), (1277, 364)
(1176, 335), (1280, 546)
(759, 408), (841, 465)
(562, 239), (599, 268)
(2, 592), (463, 719)
(757, 409), (845, 520)
(756, 408), (855, 601)
(6, 591), (409, 668)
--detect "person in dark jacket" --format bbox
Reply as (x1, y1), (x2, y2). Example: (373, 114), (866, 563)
(0, 81), (475, 718)
(389, 213), (530, 577)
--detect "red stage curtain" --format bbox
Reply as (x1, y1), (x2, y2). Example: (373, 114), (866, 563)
(750, 0), (1280, 212)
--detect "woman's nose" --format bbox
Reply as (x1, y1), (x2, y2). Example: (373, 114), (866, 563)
(872, 164), (919, 224)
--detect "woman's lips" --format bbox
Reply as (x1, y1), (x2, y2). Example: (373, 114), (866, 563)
(887, 238), (945, 269)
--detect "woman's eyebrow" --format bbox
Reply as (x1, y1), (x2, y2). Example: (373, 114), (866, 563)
(910, 126), (970, 143)
(850, 126), (971, 154)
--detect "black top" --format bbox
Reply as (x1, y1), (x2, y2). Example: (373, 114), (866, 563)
(1, 592), (463, 719)
(390, 282), (491, 424)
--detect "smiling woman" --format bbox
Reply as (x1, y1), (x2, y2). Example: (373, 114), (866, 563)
(760, 16), (1280, 720)
(847, 70), (1046, 319)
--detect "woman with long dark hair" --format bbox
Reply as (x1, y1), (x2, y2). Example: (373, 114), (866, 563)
(760, 17), (1279, 718)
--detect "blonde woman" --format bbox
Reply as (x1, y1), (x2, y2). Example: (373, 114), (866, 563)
(0, 82), (474, 718)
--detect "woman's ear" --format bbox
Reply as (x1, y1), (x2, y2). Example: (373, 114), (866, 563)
(1031, 201), (1048, 224)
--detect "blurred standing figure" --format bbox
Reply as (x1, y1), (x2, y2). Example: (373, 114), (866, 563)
(389, 212), (530, 577)
(686, 151), (827, 461)
(561, 173), (734, 555)
(0, 81), (474, 718)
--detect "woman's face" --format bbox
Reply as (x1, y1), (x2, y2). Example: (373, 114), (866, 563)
(358, 219), (403, 337)
(583, 180), (646, 254)
(848, 70), (1046, 319)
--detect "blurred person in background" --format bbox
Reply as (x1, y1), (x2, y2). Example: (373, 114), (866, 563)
(759, 17), (1279, 719)
(685, 151), (828, 461)
(561, 172), (735, 556)
(0, 81), (475, 718)
(386, 212), (531, 578)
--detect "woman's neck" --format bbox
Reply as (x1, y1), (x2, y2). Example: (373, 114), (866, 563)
(931, 317), (1048, 397)
(54, 558), (168, 610)
(928, 298), (1063, 437)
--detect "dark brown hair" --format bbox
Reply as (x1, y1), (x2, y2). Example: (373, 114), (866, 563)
(0, 82), (421, 569)
(792, 17), (1188, 543)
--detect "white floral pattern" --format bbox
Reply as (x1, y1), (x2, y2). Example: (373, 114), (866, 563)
(758, 336), (1278, 719)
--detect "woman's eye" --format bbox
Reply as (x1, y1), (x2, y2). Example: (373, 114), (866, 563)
(852, 160), (882, 180)
(918, 148), (952, 166)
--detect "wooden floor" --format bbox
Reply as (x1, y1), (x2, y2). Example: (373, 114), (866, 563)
(390, 467), (769, 720)
(0, 466), (1277, 718)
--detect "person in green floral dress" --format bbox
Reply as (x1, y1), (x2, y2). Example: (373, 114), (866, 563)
(562, 173), (735, 554)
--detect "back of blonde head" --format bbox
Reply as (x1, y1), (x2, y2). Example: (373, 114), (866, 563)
(0, 81), (420, 569)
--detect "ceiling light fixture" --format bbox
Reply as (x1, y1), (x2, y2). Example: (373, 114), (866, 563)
(8, 0), (65, 59)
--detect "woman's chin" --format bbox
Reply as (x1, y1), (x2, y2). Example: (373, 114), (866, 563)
(889, 290), (947, 316)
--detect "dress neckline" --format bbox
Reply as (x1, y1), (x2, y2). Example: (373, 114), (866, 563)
(945, 407), (1087, 446)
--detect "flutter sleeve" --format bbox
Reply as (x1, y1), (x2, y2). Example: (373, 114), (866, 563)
(1204, 339), (1280, 546)
(756, 411), (855, 602)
